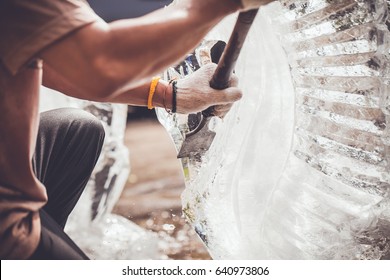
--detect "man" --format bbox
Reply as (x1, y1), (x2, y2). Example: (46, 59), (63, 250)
(0, 0), (274, 259)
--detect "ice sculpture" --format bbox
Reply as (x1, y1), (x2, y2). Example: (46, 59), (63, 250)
(158, 0), (390, 259)
(40, 88), (162, 259)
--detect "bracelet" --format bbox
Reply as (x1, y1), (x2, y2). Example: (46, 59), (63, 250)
(147, 76), (160, 110)
(170, 80), (177, 114)
(162, 82), (172, 115)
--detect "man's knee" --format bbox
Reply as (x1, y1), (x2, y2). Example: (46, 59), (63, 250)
(40, 108), (105, 144)
(66, 108), (105, 141)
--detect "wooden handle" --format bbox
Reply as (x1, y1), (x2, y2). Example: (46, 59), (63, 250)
(203, 9), (259, 117)
(210, 9), (259, 89)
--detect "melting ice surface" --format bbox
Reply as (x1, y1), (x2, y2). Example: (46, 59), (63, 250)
(158, 0), (390, 259)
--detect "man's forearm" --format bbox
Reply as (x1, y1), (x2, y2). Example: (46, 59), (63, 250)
(42, 0), (240, 101)
(103, 80), (171, 109)
(104, 63), (243, 116)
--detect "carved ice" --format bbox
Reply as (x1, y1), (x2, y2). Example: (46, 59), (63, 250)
(158, 0), (390, 259)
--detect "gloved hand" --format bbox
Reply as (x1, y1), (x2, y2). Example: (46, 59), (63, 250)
(176, 63), (242, 116)
(239, 0), (276, 11)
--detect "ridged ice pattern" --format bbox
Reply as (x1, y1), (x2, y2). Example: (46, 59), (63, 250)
(279, 0), (389, 195)
(262, 0), (390, 259)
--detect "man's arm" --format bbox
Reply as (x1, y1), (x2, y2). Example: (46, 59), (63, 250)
(45, 62), (242, 116)
(42, 0), (240, 101)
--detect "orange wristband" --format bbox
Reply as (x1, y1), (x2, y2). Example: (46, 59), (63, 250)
(148, 76), (160, 109)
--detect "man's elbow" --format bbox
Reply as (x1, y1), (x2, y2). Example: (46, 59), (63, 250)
(43, 62), (117, 101)
(83, 53), (144, 101)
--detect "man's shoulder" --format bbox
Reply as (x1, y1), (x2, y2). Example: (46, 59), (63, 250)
(0, 0), (99, 75)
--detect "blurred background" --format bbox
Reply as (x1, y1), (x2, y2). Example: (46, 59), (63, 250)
(89, 0), (172, 20)
(86, 0), (210, 259)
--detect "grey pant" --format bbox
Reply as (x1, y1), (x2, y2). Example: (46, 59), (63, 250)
(29, 108), (105, 259)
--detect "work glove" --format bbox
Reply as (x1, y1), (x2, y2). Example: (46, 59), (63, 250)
(239, 0), (277, 11)
(176, 63), (242, 116)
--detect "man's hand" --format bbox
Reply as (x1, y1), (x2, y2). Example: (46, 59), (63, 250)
(238, 0), (277, 11)
(175, 64), (242, 116)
